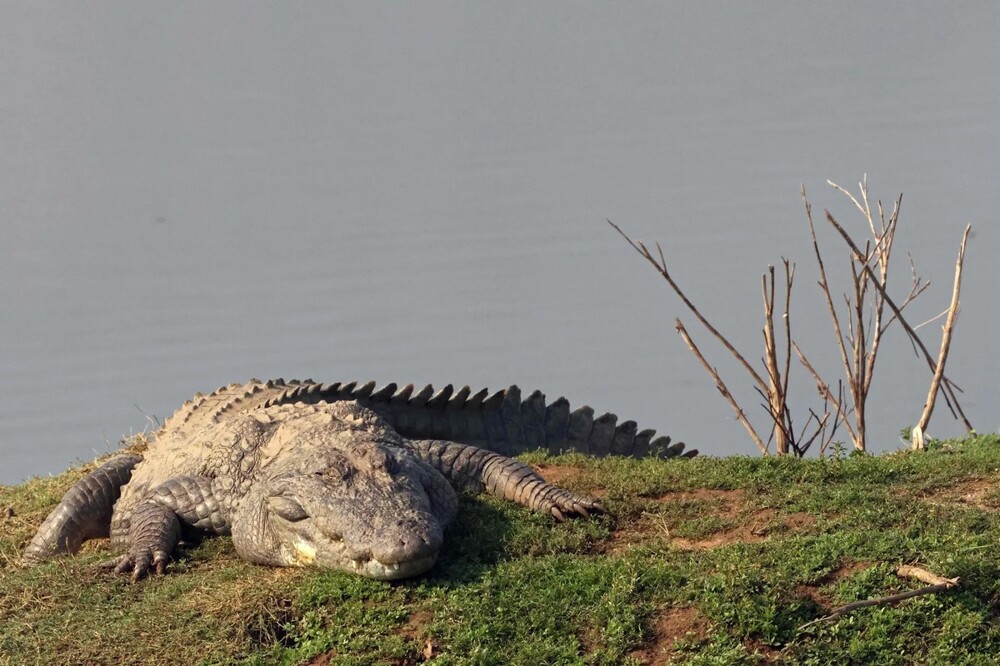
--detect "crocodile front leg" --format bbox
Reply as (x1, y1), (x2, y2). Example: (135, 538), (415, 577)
(24, 454), (142, 563)
(106, 475), (230, 581)
(405, 440), (603, 520)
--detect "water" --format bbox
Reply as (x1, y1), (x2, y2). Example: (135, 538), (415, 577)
(2, 3), (998, 484)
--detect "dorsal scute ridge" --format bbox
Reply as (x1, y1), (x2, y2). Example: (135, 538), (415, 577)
(446, 385), (471, 410)
(352, 381), (376, 399)
(391, 384), (414, 403)
(161, 378), (305, 435)
(427, 385), (454, 409)
(410, 384), (434, 407)
(154, 378), (692, 459)
(370, 383), (397, 401)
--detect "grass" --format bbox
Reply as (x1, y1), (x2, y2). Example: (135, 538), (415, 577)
(3, 435), (1000, 665)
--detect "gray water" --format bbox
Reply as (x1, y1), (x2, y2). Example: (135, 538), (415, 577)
(2, 3), (999, 485)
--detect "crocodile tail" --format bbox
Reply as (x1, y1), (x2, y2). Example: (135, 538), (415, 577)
(340, 381), (697, 460)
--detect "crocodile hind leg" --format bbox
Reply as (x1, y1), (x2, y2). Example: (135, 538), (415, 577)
(24, 454), (143, 563)
(404, 440), (603, 520)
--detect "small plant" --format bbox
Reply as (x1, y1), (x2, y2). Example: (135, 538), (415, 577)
(825, 441), (849, 462)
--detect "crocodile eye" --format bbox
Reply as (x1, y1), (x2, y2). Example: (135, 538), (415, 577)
(268, 496), (308, 522)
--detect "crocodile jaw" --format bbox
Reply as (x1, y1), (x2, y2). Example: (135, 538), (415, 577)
(348, 553), (438, 581)
(289, 536), (438, 580)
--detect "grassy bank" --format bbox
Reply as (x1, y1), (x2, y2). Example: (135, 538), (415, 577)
(3, 435), (1000, 665)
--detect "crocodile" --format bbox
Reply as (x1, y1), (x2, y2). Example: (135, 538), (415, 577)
(24, 379), (695, 580)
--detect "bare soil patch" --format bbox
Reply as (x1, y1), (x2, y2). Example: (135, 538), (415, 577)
(532, 464), (606, 497)
(654, 488), (748, 506)
(823, 560), (874, 582)
(609, 488), (816, 552)
(919, 477), (1000, 511)
(743, 639), (784, 664)
(305, 650), (337, 666)
(628, 606), (709, 665)
(396, 608), (433, 642)
(668, 513), (816, 551)
(795, 560), (875, 608)
(393, 609), (436, 665)
(795, 582), (831, 607)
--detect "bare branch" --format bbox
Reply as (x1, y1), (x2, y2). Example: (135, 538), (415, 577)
(793, 342), (858, 444)
(817, 383), (845, 456)
(826, 176), (869, 219)
(675, 319), (769, 455)
(860, 193), (903, 400)
(880, 281), (931, 336)
(802, 189), (855, 389)
(781, 260), (794, 417)
(611, 179), (972, 459)
(608, 220), (769, 390)
(762, 265), (789, 454)
(913, 224), (972, 449)
(913, 308), (952, 331)
(798, 565), (959, 631)
(797, 409), (831, 455)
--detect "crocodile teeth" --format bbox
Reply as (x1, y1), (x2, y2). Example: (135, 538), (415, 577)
(293, 539), (317, 564)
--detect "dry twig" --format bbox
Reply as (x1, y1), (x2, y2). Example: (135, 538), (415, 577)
(675, 319), (768, 455)
(912, 224), (972, 449)
(608, 221), (768, 389)
(798, 565), (959, 631)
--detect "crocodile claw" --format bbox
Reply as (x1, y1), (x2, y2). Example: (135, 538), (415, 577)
(101, 548), (171, 582)
(544, 491), (604, 522)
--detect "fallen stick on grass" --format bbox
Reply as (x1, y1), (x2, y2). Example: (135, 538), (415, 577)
(798, 565), (959, 631)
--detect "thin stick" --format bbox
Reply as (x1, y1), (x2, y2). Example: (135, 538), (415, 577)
(608, 220), (769, 391)
(780, 260), (794, 427)
(850, 252), (867, 450)
(860, 194), (901, 401)
(675, 318), (769, 455)
(827, 176), (869, 220)
(793, 342), (858, 443)
(798, 410), (830, 455)
(913, 308), (952, 330)
(802, 188), (854, 389)
(913, 224), (971, 449)
(798, 565), (959, 631)
(762, 266), (788, 454)
(818, 383), (845, 456)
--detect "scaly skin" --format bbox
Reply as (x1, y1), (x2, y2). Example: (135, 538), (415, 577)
(24, 454), (142, 562)
(24, 378), (686, 580)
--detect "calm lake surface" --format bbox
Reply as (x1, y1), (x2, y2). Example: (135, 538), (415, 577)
(2, 3), (998, 484)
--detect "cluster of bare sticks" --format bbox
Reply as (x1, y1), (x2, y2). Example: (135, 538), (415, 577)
(611, 177), (972, 456)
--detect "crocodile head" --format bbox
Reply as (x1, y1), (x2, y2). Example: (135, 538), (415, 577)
(231, 441), (458, 580)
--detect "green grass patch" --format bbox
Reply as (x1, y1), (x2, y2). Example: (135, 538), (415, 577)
(4, 435), (1000, 664)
